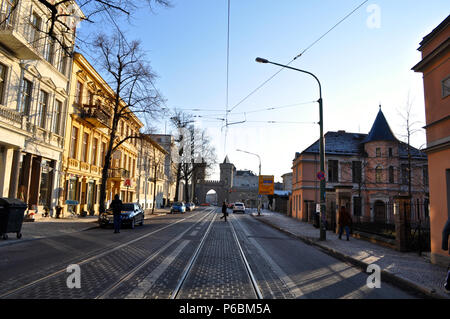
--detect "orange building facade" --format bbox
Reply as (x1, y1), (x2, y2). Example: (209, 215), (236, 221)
(413, 15), (450, 265)
(291, 110), (429, 242)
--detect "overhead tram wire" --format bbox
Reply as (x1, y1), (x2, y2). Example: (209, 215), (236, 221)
(224, 0), (231, 153)
(226, 0), (369, 116)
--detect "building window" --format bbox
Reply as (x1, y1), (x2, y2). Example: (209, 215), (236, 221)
(19, 78), (33, 115)
(81, 132), (89, 163)
(29, 12), (42, 50)
(376, 148), (381, 157)
(423, 165), (429, 186)
(298, 194), (301, 212)
(59, 50), (69, 75)
(0, 63), (7, 104)
(75, 81), (83, 105)
(45, 39), (55, 65)
(352, 161), (362, 183)
(92, 138), (98, 166)
(328, 160), (339, 183)
(52, 100), (63, 134)
(442, 76), (450, 98)
(375, 166), (383, 183)
(100, 142), (106, 167)
(401, 164), (409, 185)
(37, 90), (49, 128)
(353, 197), (362, 216)
(70, 126), (79, 159)
(388, 147), (393, 157)
(389, 166), (395, 183)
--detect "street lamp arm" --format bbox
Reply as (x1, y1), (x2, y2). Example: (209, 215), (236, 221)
(264, 60), (322, 99)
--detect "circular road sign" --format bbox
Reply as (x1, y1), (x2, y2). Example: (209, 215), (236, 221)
(317, 171), (325, 181)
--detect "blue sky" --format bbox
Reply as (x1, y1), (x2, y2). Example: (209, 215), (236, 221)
(79, 1), (449, 181)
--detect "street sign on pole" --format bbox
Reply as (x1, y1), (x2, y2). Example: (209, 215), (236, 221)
(258, 175), (274, 195)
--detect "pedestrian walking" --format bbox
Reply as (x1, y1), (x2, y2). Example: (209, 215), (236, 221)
(110, 194), (123, 234)
(338, 206), (351, 241)
(442, 218), (450, 292)
(220, 201), (228, 222)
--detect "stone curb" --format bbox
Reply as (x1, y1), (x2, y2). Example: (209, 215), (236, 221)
(251, 214), (449, 299)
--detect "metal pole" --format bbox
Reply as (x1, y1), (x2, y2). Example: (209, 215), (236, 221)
(256, 58), (326, 240)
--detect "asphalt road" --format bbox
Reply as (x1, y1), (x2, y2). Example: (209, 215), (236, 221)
(0, 207), (415, 299)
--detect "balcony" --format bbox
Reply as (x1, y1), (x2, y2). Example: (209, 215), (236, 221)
(0, 10), (41, 60)
(109, 168), (130, 180)
(77, 104), (111, 128)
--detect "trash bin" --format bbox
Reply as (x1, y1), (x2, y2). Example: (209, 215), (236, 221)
(0, 198), (27, 240)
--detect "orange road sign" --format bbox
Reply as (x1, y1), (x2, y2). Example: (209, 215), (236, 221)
(258, 175), (274, 195)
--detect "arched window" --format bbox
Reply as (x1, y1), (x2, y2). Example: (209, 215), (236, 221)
(375, 166), (383, 183)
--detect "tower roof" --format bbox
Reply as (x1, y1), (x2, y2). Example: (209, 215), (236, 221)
(362, 108), (397, 143)
(223, 155), (231, 164)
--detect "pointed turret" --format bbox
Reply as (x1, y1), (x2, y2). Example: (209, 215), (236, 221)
(363, 107), (397, 143)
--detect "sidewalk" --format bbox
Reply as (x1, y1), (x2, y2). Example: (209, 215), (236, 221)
(249, 209), (450, 299)
(0, 208), (171, 247)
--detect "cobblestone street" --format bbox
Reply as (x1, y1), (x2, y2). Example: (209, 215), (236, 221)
(0, 207), (418, 299)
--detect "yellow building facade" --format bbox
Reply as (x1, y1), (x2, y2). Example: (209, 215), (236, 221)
(61, 52), (142, 216)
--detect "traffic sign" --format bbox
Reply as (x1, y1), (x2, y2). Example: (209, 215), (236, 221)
(317, 171), (325, 181)
(258, 175), (274, 195)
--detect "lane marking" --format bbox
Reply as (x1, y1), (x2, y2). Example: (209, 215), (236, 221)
(126, 240), (190, 299)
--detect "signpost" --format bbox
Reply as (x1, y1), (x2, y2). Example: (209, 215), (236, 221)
(258, 175), (274, 195)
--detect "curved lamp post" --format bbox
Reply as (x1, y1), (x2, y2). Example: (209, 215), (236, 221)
(255, 57), (326, 240)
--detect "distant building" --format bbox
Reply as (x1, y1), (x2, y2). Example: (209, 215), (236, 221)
(234, 169), (258, 188)
(150, 134), (178, 206)
(281, 172), (293, 191)
(292, 108), (429, 234)
(412, 15), (450, 266)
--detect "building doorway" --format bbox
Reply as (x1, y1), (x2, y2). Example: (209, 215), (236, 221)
(374, 200), (386, 223)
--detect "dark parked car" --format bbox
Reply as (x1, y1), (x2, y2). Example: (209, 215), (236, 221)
(99, 203), (145, 229)
(170, 202), (186, 214)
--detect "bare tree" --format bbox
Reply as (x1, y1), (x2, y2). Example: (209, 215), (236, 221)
(93, 31), (165, 214)
(0, 0), (171, 54)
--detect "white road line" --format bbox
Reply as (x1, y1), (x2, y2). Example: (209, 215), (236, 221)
(190, 230), (198, 236)
(233, 215), (307, 299)
(125, 240), (190, 299)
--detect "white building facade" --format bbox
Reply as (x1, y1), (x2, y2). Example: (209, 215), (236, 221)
(0, 0), (81, 214)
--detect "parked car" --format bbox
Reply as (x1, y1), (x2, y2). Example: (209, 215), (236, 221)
(227, 203), (234, 209)
(186, 202), (196, 211)
(233, 202), (246, 213)
(199, 203), (210, 206)
(171, 202), (186, 214)
(99, 203), (145, 229)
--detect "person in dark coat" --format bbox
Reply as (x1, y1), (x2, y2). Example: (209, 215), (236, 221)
(110, 194), (123, 233)
(220, 201), (228, 222)
(338, 206), (351, 241)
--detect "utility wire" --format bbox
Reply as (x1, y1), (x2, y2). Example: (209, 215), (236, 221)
(227, 0), (369, 114)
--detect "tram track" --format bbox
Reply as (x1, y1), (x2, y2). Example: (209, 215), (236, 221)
(0, 208), (213, 299)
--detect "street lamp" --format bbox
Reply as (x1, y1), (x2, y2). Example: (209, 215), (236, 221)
(236, 149), (262, 216)
(255, 57), (326, 240)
